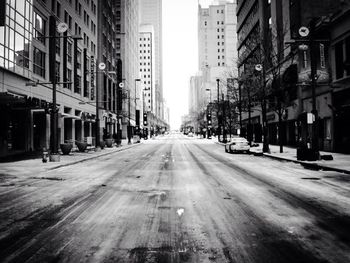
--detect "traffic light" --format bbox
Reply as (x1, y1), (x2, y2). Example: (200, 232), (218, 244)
(143, 112), (148, 125)
(207, 113), (212, 125)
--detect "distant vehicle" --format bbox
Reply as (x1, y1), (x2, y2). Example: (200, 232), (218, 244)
(188, 132), (194, 137)
(225, 137), (250, 153)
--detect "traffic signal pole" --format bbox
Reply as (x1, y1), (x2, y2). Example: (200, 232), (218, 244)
(49, 16), (59, 161)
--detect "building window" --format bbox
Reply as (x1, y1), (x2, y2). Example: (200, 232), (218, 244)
(33, 48), (46, 77)
(67, 69), (72, 89)
(323, 118), (331, 139)
(56, 38), (61, 56)
(320, 44), (325, 68)
(77, 49), (81, 69)
(335, 41), (344, 79)
(34, 12), (46, 45)
(55, 61), (60, 83)
(75, 75), (81, 94)
(67, 40), (72, 63)
(345, 36), (350, 76)
(56, 1), (61, 18)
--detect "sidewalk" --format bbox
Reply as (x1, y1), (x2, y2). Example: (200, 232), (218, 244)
(0, 139), (142, 176)
(213, 138), (350, 174)
(264, 145), (350, 174)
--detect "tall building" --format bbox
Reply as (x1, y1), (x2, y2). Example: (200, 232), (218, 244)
(139, 25), (155, 114)
(119, 0), (140, 138)
(198, 1), (237, 69)
(96, 0), (121, 143)
(237, 0), (348, 152)
(186, 1), (238, 134)
(139, 0), (167, 131)
(0, 0), (97, 157)
(197, 1), (238, 102)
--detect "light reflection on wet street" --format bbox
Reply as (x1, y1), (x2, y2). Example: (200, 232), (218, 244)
(0, 134), (350, 262)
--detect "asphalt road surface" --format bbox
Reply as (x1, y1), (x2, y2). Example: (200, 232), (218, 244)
(1, 134), (350, 263)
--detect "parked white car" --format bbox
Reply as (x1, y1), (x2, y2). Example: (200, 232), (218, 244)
(225, 137), (250, 153)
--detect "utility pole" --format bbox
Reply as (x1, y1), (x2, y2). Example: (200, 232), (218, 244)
(216, 79), (221, 142)
(49, 16), (59, 161)
(238, 80), (243, 136)
(309, 19), (320, 160)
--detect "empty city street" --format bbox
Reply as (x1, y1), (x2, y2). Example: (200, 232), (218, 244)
(1, 135), (350, 263)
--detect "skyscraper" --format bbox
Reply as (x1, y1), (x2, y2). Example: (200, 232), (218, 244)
(139, 0), (163, 121)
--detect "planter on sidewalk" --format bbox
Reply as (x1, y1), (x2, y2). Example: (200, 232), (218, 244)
(60, 143), (72, 155)
(105, 138), (114, 147)
(76, 141), (88, 152)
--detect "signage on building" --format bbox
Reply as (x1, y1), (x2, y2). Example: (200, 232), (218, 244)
(90, 56), (95, 87)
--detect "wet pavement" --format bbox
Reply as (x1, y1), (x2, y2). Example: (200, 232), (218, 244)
(0, 134), (350, 262)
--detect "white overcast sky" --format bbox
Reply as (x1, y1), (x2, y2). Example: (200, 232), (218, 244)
(163, 0), (217, 129)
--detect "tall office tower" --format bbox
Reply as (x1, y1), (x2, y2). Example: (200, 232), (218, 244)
(139, 25), (156, 114)
(117, 0), (140, 138)
(197, 1), (238, 109)
(198, 1), (237, 70)
(96, 0), (123, 141)
(139, 0), (163, 122)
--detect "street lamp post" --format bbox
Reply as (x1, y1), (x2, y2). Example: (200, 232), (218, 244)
(127, 89), (132, 145)
(206, 88), (212, 139)
(216, 78), (221, 142)
(46, 16), (81, 161)
(134, 78), (141, 140)
(237, 79), (243, 136)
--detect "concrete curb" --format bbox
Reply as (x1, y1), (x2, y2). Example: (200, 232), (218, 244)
(214, 141), (350, 175)
(47, 143), (142, 171)
(263, 153), (350, 175)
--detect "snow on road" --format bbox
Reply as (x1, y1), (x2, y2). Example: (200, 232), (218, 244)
(0, 134), (349, 262)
